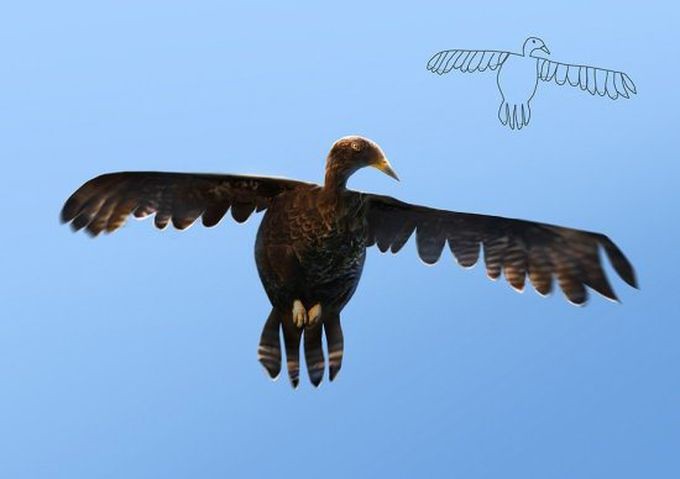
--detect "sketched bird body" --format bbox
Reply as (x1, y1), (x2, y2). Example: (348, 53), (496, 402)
(61, 136), (637, 388)
(496, 38), (548, 129)
(428, 36), (637, 130)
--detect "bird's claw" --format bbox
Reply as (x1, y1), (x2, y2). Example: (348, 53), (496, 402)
(292, 300), (322, 328)
(292, 300), (307, 328)
(307, 303), (322, 326)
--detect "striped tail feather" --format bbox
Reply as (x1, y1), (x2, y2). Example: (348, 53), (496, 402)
(259, 309), (345, 387)
(324, 314), (344, 382)
(257, 309), (282, 380)
(304, 322), (325, 387)
(281, 314), (304, 388)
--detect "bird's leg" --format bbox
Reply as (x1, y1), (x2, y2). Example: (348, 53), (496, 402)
(307, 303), (322, 326)
(292, 300), (308, 328)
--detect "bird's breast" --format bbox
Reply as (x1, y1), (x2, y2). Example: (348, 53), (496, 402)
(258, 189), (367, 273)
(498, 57), (540, 101)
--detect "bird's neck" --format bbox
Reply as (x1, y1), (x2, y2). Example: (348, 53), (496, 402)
(323, 170), (348, 195)
(323, 159), (353, 195)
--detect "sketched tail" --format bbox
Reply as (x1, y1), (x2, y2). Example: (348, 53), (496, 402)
(258, 309), (283, 380)
(324, 314), (344, 382)
(498, 101), (531, 130)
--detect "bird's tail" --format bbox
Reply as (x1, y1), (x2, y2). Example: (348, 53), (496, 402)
(257, 309), (283, 380)
(498, 101), (531, 130)
(281, 313), (304, 387)
(257, 308), (344, 388)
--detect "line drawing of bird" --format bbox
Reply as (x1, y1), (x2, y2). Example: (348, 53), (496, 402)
(427, 36), (637, 130)
(61, 136), (638, 388)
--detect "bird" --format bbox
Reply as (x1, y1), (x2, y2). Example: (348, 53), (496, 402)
(427, 36), (637, 130)
(61, 136), (637, 387)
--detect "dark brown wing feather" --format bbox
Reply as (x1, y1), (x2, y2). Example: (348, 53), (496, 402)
(61, 171), (310, 236)
(364, 194), (637, 305)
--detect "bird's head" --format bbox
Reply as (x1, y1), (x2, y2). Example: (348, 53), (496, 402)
(324, 136), (398, 190)
(523, 36), (550, 57)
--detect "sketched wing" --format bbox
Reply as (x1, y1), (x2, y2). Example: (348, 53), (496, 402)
(61, 171), (310, 236)
(537, 58), (637, 99)
(427, 49), (511, 74)
(364, 193), (637, 305)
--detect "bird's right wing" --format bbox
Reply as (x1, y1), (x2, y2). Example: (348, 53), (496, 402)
(61, 171), (312, 236)
(427, 49), (512, 74)
(363, 193), (637, 305)
(537, 58), (637, 99)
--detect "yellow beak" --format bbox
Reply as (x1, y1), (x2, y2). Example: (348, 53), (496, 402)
(373, 157), (400, 181)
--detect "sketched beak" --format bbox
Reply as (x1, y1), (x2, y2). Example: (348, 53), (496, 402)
(373, 157), (399, 181)
(540, 45), (551, 55)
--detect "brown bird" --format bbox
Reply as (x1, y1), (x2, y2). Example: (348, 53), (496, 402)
(61, 136), (637, 387)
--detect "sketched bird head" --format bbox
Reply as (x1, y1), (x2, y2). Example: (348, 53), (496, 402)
(325, 136), (399, 189)
(523, 36), (550, 57)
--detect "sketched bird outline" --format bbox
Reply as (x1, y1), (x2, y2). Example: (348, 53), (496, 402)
(427, 36), (637, 130)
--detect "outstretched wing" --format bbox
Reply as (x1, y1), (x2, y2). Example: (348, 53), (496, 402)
(427, 49), (512, 74)
(61, 171), (310, 236)
(537, 58), (637, 99)
(364, 194), (637, 305)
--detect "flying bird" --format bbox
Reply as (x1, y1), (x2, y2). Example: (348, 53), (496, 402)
(427, 36), (637, 129)
(61, 136), (637, 387)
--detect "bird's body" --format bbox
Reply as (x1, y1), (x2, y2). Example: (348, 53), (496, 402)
(254, 186), (368, 385)
(256, 186), (366, 312)
(496, 53), (540, 128)
(61, 136), (638, 388)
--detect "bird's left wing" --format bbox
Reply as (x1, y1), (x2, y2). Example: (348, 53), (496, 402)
(537, 58), (637, 99)
(61, 171), (311, 236)
(427, 49), (512, 74)
(363, 193), (637, 305)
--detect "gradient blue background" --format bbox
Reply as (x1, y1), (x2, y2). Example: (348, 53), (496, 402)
(1, 1), (678, 477)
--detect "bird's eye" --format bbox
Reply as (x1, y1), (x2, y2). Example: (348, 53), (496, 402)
(532, 40), (536, 43)
(351, 141), (362, 152)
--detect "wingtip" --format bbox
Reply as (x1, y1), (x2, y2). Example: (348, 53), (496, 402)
(622, 73), (637, 95)
(621, 271), (638, 290)
(59, 208), (69, 224)
(597, 235), (638, 290)
(60, 197), (80, 225)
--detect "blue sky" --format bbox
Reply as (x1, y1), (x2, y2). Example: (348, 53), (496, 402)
(1, 1), (678, 478)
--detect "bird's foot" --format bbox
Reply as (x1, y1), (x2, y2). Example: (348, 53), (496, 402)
(292, 301), (322, 328)
(307, 303), (322, 327)
(292, 300), (308, 328)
